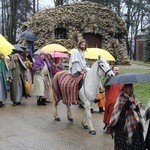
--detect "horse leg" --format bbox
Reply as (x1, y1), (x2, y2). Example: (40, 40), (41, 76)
(66, 105), (73, 122)
(81, 110), (88, 129)
(53, 103), (61, 121)
(84, 101), (96, 135)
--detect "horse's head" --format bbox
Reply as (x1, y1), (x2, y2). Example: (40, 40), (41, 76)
(97, 56), (114, 78)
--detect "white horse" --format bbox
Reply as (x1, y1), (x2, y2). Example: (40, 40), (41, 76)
(52, 56), (114, 135)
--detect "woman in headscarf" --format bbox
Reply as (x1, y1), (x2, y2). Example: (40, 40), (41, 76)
(32, 52), (54, 105)
(109, 83), (145, 150)
(0, 53), (9, 107)
(21, 49), (33, 96)
(8, 53), (27, 106)
(47, 54), (55, 78)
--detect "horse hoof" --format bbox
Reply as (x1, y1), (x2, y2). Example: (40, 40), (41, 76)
(89, 130), (96, 135)
(67, 116), (73, 122)
(83, 125), (88, 129)
(55, 117), (61, 121)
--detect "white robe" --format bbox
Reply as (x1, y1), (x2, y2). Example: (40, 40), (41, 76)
(69, 49), (89, 75)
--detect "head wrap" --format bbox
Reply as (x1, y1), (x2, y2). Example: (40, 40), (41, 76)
(33, 52), (54, 75)
(8, 53), (26, 70)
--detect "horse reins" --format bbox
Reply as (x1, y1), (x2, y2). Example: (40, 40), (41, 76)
(97, 61), (112, 77)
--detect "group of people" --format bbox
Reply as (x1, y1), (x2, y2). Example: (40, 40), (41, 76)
(0, 38), (149, 150)
(0, 49), (64, 106)
(69, 39), (150, 150)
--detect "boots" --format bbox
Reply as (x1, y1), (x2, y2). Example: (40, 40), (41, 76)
(0, 101), (4, 107)
(37, 99), (41, 105)
(40, 99), (47, 106)
(99, 107), (104, 113)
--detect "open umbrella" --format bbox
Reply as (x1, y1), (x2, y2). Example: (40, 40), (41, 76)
(106, 72), (150, 85)
(42, 44), (68, 53)
(0, 34), (14, 56)
(19, 30), (37, 42)
(68, 48), (115, 61)
(49, 52), (69, 58)
(13, 44), (27, 54)
(84, 48), (115, 61)
(33, 49), (44, 55)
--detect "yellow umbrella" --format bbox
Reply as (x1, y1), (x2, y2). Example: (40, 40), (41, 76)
(69, 48), (115, 61)
(85, 48), (115, 61)
(0, 34), (14, 56)
(41, 44), (68, 53)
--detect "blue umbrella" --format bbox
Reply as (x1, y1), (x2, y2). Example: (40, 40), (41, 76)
(19, 30), (37, 42)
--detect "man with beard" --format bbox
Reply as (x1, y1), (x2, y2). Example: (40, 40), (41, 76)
(103, 66), (123, 132)
(69, 39), (90, 108)
(69, 39), (90, 76)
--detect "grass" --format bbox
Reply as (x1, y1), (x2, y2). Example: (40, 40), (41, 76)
(132, 60), (150, 66)
(117, 61), (150, 108)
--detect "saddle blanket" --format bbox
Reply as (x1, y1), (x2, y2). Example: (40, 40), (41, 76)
(52, 70), (83, 106)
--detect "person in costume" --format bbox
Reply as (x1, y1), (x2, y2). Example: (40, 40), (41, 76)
(8, 53), (27, 106)
(144, 100), (150, 150)
(103, 66), (123, 132)
(109, 83), (145, 150)
(21, 49), (33, 96)
(32, 52), (54, 105)
(0, 53), (9, 107)
(69, 39), (90, 76)
(69, 39), (90, 108)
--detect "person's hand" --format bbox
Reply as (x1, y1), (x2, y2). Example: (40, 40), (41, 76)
(129, 96), (134, 102)
(80, 71), (85, 75)
(131, 104), (136, 109)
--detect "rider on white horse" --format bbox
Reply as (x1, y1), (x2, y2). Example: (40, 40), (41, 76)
(69, 39), (90, 76)
(69, 39), (90, 108)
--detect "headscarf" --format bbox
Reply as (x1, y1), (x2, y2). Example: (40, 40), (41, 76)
(33, 52), (54, 75)
(21, 49), (33, 63)
(8, 53), (26, 70)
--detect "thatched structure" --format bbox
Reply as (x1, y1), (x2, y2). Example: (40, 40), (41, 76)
(19, 1), (130, 64)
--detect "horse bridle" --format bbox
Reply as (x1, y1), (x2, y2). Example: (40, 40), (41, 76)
(97, 61), (112, 77)
(82, 61), (112, 101)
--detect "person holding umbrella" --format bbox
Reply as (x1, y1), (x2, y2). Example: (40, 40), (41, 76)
(108, 83), (145, 150)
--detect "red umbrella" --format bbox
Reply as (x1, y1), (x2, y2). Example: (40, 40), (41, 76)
(49, 52), (69, 58)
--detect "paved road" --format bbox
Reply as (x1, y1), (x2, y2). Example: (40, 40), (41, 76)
(0, 96), (148, 150)
(0, 96), (114, 150)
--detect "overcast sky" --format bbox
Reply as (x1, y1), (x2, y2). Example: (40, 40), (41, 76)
(39, 0), (54, 9)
